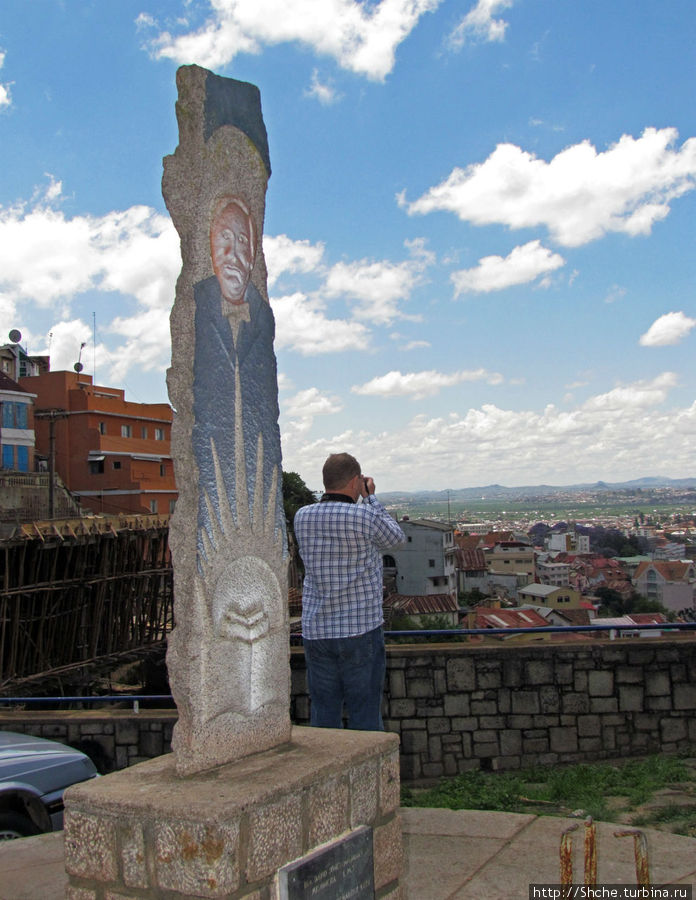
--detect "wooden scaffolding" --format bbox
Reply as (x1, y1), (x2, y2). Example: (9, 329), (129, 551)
(0, 515), (173, 693)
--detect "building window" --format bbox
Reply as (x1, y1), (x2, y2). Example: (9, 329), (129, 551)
(2, 402), (28, 429)
(160, 463), (166, 477)
(2, 445), (14, 469)
(16, 446), (28, 472)
(89, 460), (104, 475)
(429, 559), (435, 568)
(99, 421), (106, 435)
(407, 536), (412, 542)
(169, 499), (177, 514)
(155, 427), (165, 441)
(113, 460), (121, 470)
(149, 499), (158, 513)
(141, 426), (148, 439)
(121, 424), (132, 438)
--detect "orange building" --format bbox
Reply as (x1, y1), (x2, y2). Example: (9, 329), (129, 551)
(19, 370), (177, 516)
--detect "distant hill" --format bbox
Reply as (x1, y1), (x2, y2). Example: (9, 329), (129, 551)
(380, 476), (696, 504)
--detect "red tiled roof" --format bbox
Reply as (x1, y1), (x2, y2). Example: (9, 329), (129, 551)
(455, 534), (482, 551)
(479, 531), (514, 548)
(473, 607), (549, 629)
(456, 548), (487, 571)
(627, 612), (667, 624)
(552, 608), (592, 626)
(0, 372), (29, 393)
(384, 593), (458, 615)
(634, 560), (693, 582)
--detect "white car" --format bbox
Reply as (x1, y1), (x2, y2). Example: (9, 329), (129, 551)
(0, 731), (99, 840)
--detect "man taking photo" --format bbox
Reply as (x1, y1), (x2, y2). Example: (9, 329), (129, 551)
(295, 453), (406, 731)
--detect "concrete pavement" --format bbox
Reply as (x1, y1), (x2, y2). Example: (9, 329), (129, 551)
(1, 808), (695, 899)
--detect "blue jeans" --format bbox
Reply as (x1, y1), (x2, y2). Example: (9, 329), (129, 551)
(303, 626), (386, 731)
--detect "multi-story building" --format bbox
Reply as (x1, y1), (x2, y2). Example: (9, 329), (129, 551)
(633, 560), (696, 613)
(547, 531), (590, 554)
(517, 583), (582, 609)
(0, 341), (49, 381)
(536, 557), (571, 587)
(19, 370), (177, 516)
(485, 541), (536, 584)
(387, 518), (457, 598)
(0, 372), (36, 472)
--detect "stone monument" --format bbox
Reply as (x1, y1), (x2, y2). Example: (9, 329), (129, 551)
(162, 64), (290, 776)
(62, 66), (403, 899)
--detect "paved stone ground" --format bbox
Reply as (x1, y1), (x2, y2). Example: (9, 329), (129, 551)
(2, 809), (696, 900)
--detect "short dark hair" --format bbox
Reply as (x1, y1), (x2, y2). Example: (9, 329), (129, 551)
(322, 453), (360, 491)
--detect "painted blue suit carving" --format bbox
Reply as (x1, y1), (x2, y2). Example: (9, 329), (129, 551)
(192, 273), (284, 557)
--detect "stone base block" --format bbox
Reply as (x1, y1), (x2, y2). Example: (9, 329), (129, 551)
(63, 725), (401, 899)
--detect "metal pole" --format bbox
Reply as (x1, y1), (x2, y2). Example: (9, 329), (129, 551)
(48, 415), (56, 519)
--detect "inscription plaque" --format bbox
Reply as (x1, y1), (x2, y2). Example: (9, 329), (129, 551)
(278, 826), (374, 900)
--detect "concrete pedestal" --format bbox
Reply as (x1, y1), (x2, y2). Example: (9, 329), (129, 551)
(63, 726), (402, 899)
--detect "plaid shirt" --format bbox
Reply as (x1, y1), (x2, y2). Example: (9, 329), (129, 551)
(295, 494), (406, 639)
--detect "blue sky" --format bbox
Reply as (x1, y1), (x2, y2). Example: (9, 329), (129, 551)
(1, 0), (695, 492)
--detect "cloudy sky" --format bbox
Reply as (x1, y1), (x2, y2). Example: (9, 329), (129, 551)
(1, 0), (695, 492)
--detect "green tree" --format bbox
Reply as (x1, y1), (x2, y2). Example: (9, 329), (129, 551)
(595, 586), (625, 616)
(282, 471), (316, 532)
(282, 471), (316, 579)
(458, 588), (488, 606)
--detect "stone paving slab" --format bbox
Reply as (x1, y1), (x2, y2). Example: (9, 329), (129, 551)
(2, 809), (696, 900)
(0, 831), (65, 900)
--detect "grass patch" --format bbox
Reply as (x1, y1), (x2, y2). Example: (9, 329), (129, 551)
(401, 755), (690, 825)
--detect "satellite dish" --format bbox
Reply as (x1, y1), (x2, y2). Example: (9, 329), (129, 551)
(74, 362), (84, 373)
(8, 329), (21, 343)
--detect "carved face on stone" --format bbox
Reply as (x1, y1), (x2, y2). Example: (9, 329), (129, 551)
(210, 199), (256, 305)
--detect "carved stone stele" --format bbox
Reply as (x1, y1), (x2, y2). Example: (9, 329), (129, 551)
(163, 64), (290, 776)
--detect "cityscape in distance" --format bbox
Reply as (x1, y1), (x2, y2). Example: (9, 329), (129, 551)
(379, 476), (696, 531)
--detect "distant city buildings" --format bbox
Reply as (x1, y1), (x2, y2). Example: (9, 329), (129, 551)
(388, 518), (457, 598)
(376, 508), (696, 635)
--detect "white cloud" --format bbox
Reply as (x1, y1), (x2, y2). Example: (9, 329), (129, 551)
(604, 285), (626, 304)
(323, 241), (432, 324)
(451, 240), (564, 295)
(639, 311), (696, 347)
(146, 0), (441, 82)
(0, 181), (179, 380)
(263, 234), (325, 288)
(448, 0), (513, 48)
(400, 127), (696, 247)
(282, 386), (343, 434)
(581, 372), (678, 412)
(135, 12), (156, 30)
(0, 49), (10, 110)
(271, 291), (369, 354)
(281, 373), (696, 491)
(305, 69), (341, 105)
(352, 367), (503, 399)
(0, 186), (178, 310)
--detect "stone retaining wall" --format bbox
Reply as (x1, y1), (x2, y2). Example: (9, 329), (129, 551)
(292, 638), (696, 780)
(0, 710), (176, 774)
(2, 639), (695, 781)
